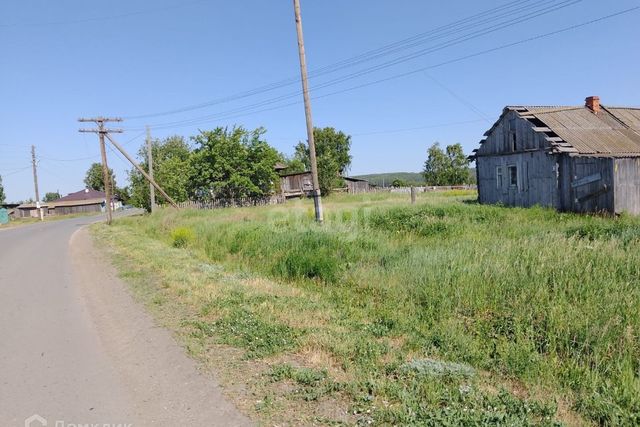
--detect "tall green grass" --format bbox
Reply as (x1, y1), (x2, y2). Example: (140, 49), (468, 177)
(113, 193), (640, 425)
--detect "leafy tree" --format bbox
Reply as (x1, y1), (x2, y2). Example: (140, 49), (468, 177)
(294, 127), (352, 195)
(423, 142), (470, 186)
(283, 157), (306, 174)
(115, 186), (131, 205)
(84, 162), (116, 192)
(189, 127), (280, 200)
(0, 175), (5, 204)
(129, 136), (192, 210)
(392, 178), (408, 187)
(43, 191), (61, 202)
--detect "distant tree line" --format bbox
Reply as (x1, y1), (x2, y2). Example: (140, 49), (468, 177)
(83, 126), (352, 211)
(78, 126), (473, 211)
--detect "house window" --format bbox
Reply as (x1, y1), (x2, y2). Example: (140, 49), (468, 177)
(508, 165), (518, 187)
(511, 133), (517, 151)
(496, 166), (503, 189)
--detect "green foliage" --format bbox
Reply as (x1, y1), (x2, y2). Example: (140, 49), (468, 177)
(294, 127), (352, 195)
(423, 142), (471, 186)
(192, 308), (302, 359)
(282, 157), (306, 174)
(0, 175), (5, 204)
(391, 178), (408, 187)
(103, 193), (640, 425)
(269, 364), (341, 401)
(190, 127), (280, 200)
(129, 135), (192, 210)
(115, 186), (131, 205)
(170, 227), (194, 248)
(84, 162), (116, 191)
(43, 191), (61, 202)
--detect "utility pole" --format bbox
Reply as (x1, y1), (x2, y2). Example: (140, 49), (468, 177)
(31, 145), (42, 221)
(103, 133), (179, 209)
(146, 126), (156, 213)
(293, 0), (323, 223)
(79, 117), (179, 216)
(79, 117), (123, 225)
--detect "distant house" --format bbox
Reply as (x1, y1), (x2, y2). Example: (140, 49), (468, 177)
(472, 96), (640, 215)
(15, 202), (49, 218)
(48, 189), (122, 215)
(16, 189), (122, 217)
(344, 177), (372, 194)
(280, 171), (313, 198)
(0, 203), (20, 219)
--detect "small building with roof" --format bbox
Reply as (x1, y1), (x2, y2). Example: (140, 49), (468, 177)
(471, 96), (640, 215)
(16, 188), (121, 217)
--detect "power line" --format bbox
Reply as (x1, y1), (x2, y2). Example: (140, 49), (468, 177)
(0, 165), (32, 177)
(350, 119), (487, 137)
(122, 0), (572, 120)
(123, 6), (638, 132)
(423, 72), (492, 122)
(39, 132), (145, 162)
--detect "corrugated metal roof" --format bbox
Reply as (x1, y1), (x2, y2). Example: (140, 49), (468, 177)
(483, 104), (640, 157)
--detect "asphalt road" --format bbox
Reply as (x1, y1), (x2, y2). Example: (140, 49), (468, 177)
(0, 214), (251, 427)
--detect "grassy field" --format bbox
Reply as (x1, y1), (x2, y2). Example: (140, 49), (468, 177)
(93, 191), (640, 426)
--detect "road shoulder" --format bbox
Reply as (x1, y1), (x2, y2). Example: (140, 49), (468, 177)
(69, 227), (252, 426)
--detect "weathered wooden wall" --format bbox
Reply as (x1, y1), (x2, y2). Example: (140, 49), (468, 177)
(346, 180), (370, 194)
(281, 173), (313, 197)
(52, 204), (103, 216)
(559, 156), (614, 214)
(476, 110), (559, 208)
(614, 158), (640, 215)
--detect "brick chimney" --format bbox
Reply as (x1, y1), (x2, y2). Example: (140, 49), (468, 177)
(585, 96), (600, 114)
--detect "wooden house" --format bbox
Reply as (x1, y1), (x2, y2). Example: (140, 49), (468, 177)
(280, 171), (313, 198)
(344, 177), (371, 194)
(472, 96), (640, 215)
(16, 189), (123, 217)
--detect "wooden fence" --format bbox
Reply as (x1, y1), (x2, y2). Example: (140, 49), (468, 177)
(177, 195), (285, 210)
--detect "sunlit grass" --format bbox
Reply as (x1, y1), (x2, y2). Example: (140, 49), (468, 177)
(95, 190), (640, 425)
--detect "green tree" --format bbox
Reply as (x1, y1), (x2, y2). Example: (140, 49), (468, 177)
(129, 136), (192, 210)
(43, 191), (61, 202)
(0, 175), (5, 204)
(391, 178), (408, 187)
(283, 157), (306, 174)
(84, 163), (116, 192)
(189, 127), (280, 200)
(293, 127), (352, 195)
(423, 142), (470, 186)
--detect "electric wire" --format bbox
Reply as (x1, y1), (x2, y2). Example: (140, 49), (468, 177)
(124, 6), (637, 132)
(123, 0), (571, 120)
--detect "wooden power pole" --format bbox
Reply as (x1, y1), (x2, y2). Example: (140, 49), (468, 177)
(103, 133), (178, 209)
(293, 0), (323, 223)
(146, 126), (156, 213)
(79, 117), (122, 225)
(31, 145), (42, 220)
(79, 118), (179, 219)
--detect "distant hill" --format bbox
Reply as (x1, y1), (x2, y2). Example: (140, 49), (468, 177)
(353, 169), (476, 187)
(351, 172), (425, 187)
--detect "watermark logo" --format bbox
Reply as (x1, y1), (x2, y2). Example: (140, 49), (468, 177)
(25, 414), (47, 427)
(24, 415), (132, 427)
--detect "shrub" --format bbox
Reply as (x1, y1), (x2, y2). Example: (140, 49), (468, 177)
(170, 227), (195, 248)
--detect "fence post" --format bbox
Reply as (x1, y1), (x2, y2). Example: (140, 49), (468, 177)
(410, 186), (416, 204)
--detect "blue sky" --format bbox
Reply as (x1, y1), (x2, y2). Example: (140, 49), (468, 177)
(1, 0), (638, 202)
